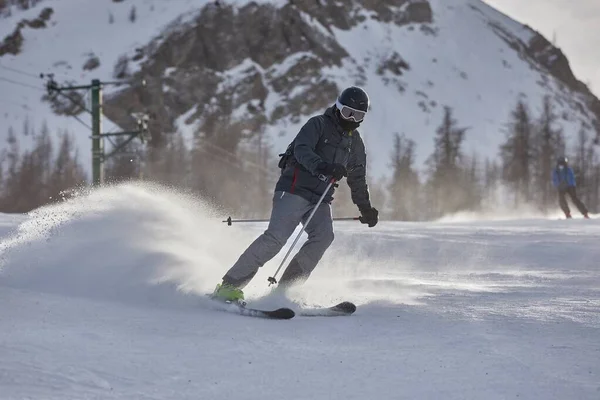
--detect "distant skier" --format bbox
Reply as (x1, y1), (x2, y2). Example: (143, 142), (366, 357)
(552, 156), (589, 219)
(213, 87), (379, 302)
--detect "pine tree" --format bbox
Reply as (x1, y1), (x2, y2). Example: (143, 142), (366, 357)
(572, 123), (595, 207)
(11, 121), (47, 211)
(16, 151), (42, 211)
(105, 137), (141, 183)
(463, 154), (483, 211)
(239, 129), (277, 218)
(32, 121), (53, 201)
(484, 158), (500, 192)
(5, 126), (19, 184)
(533, 96), (564, 209)
(191, 135), (245, 212)
(388, 133), (420, 220)
(481, 158), (502, 209)
(425, 106), (468, 217)
(22, 116), (31, 137)
(144, 132), (190, 188)
(367, 175), (387, 219)
(500, 99), (534, 206)
(2, 126), (21, 211)
(129, 6), (136, 23)
(50, 132), (86, 201)
(165, 132), (190, 187)
(591, 159), (600, 212)
(0, 124), (87, 212)
(0, 151), (4, 200)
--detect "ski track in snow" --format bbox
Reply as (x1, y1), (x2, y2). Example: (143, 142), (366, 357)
(0, 183), (599, 399)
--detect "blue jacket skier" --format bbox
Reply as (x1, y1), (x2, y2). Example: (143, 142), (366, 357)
(213, 87), (379, 302)
(552, 157), (589, 219)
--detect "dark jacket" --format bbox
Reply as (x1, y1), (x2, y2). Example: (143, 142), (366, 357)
(275, 106), (371, 207)
(552, 166), (576, 190)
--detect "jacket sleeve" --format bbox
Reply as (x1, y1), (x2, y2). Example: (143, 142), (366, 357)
(346, 132), (371, 208)
(293, 116), (323, 174)
(552, 170), (559, 188)
(567, 168), (576, 187)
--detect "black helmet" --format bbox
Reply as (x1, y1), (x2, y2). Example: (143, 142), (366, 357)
(557, 156), (568, 167)
(338, 86), (370, 112)
(337, 86), (370, 117)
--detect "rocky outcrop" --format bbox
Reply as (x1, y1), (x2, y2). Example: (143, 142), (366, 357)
(105, 1), (346, 148)
(377, 51), (410, 76)
(0, 7), (53, 56)
(525, 31), (600, 135)
(0, 0), (46, 17)
(482, 7), (600, 133)
(404, 0), (433, 23)
(103, 0), (433, 149)
(0, 27), (23, 56)
(83, 54), (100, 71)
(527, 33), (584, 93)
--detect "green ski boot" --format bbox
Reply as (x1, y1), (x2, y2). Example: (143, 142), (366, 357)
(212, 282), (245, 304)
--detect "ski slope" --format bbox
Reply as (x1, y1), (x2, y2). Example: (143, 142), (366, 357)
(0, 184), (599, 399)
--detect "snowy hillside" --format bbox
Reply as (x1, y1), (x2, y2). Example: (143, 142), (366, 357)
(0, 183), (599, 399)
(1, 0), (599, 178)
(0, 0), (210, 169)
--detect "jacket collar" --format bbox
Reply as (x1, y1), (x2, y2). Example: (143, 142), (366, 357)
(324, 105), (347, 136)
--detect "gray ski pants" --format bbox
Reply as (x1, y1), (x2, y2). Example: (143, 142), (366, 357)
(223, 191), (334, 288)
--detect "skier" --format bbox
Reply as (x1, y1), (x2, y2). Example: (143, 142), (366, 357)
(552, 156), (589, 219)
(213, 86), (379, 302)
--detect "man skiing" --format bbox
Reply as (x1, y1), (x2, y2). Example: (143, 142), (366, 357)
(552, 156), (589, 219)
(213, 86), (379, 302)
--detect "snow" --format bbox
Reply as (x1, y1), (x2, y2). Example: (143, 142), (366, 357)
(215, 58), (260, 96)
(296, 9), (332, 39)
(174, 105), (199, 149)
(1, 183), (599, 399)
(267, 51), (316, 80)
(163, 67), (177, 77)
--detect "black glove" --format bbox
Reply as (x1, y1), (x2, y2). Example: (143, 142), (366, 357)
(359, 206), (378, 228)
(316, 162), (347, 181)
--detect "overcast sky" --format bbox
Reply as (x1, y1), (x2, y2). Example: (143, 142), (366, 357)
(483, 0), (600, 96)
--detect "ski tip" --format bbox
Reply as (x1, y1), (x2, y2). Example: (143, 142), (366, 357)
(333, 301), (357, 314)
(269, 307), (296, 319)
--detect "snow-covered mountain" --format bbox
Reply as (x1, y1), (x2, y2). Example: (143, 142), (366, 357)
(1, 0), (599, 178)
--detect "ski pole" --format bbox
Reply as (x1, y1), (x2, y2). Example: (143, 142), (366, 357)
(267, 179), (336, 286)
(223, 216), (359, 225)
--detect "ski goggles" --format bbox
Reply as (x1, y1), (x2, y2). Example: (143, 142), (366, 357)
(336, 100), (367, 122)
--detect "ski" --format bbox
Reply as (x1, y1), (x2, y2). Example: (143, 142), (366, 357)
(298, 301), (356, 317)
(211, 298), (295, 320)
(208, 296), (354, 318)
